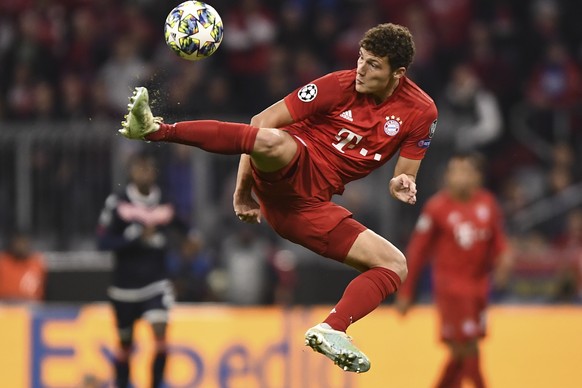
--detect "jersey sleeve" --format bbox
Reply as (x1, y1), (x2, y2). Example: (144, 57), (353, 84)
(399, 200), (439, 299)
(399, 103), (438, 160)
(283, 72), (344, 122)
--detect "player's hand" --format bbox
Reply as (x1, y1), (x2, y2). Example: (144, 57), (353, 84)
(389, 174), (417, 205)
(233, 191), (262, 224)
(395, 296), (412, 316)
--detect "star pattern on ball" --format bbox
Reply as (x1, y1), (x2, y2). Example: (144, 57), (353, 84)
(167, 18), (189, 45)
(195, 18), (218, 48)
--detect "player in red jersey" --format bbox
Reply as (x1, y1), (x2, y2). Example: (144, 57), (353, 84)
(396, 153), (513, 387)
(120, 23), (438, 373)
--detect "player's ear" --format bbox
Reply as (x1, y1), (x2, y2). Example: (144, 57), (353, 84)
(393, 67), (406, 79)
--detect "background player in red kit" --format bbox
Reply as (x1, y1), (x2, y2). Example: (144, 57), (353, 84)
(396, 153), (513, 387)
(120, 23), (438, 373)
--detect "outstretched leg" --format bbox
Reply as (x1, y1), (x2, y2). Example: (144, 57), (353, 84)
(120, 87), (296, 170)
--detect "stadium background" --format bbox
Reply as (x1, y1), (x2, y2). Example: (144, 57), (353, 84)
(0, 0), (581, 387)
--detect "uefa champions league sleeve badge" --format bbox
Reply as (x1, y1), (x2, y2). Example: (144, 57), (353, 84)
(298, 84), (318, 102)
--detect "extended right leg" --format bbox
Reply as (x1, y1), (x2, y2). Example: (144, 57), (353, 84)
(120, 87), (297, 171)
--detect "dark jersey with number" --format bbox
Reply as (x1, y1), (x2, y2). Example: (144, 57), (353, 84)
(283, 69), (438, 195)
(97, 183), (187, 290)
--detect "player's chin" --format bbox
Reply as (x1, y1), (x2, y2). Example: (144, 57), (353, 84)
(355, 83), (366, 94)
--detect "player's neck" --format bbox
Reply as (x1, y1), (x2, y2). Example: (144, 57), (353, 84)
(449, 189), (475, 202)
(374, 77), (401, 104)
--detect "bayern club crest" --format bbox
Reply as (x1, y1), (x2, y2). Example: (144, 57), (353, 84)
(384, 115), (403, 136)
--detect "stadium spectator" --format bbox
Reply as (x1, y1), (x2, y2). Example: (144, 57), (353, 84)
(219, 225), (275, 305)
(97, 151), (193, 388)
(526, 41), (582, 111)
(419, 62), (503, 204)
(119, 23), (438, 374)
(435, 63), (503, 153)
(98, 35), (151, 115)
(396, 153), (513, 388)
(465, 21), (517, 107)
(0, 230), (46, 302)
(551, 208), (582, 301)
(59, 72), (89, 120)
(222, 0), (276, 113)
(166, 231), (214, 302)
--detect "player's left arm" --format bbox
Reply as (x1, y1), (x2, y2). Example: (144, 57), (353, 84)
(389, 156), (421, 205)
(392, 103), (438, 205)
(489, 197), (514, 289)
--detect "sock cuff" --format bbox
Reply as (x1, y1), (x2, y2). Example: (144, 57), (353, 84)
(367, 267), (401, 298)
(145, 122), (174, 141)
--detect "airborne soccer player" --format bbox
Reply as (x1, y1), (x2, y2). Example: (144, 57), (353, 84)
(120, 23), (438, 373)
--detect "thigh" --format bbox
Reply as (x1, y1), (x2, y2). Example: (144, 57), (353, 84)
(267, 201), (360, 260)
(112, 299), (140, 330)
(343, 229), (406, 273)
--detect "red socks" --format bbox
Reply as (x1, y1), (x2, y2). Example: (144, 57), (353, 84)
(146, 120), (259, 155)
(324, 267), (401, 332)
(436, 357), (463, 388)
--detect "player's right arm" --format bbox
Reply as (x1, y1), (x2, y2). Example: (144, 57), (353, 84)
(234, 100), (295, 223)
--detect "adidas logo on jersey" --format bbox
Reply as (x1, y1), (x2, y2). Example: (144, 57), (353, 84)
(340, 110), (353, 121)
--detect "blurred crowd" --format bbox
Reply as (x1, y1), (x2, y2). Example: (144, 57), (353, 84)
(1, 0), (582, 304)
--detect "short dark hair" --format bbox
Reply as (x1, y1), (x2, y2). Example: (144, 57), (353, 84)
(127, 150), (157, 168)
(451, 152), (486, 175)
(359, 23), (415, 69)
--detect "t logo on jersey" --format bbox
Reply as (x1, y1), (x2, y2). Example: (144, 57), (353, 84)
(297, 84), (318, 102)
(332, 128), (362, 153)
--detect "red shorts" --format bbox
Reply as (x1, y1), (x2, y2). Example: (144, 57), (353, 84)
(435, 292), (487, 342)
(251, 137), (367, 261)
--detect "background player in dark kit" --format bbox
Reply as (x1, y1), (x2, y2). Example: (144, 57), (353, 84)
(98, 151), (192, 388)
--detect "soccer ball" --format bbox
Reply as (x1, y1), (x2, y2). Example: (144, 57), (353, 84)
(164, 1), (224, 61)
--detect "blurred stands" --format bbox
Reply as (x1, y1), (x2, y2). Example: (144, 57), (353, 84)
(0, 0), (581, 304)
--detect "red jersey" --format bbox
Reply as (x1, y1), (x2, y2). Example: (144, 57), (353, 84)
(400, 189), (508, 298)
(283, 69), (438, 195)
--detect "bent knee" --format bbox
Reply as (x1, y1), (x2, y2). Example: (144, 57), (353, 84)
(375, 249), (407, 282)
(254, 128), (292, 159)
(390, 250), (408, 283)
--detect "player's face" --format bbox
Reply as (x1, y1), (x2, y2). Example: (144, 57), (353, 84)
(130, 159), (157, 192)
(445, 158), (482, 198)
(356, 48), (404, 102)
